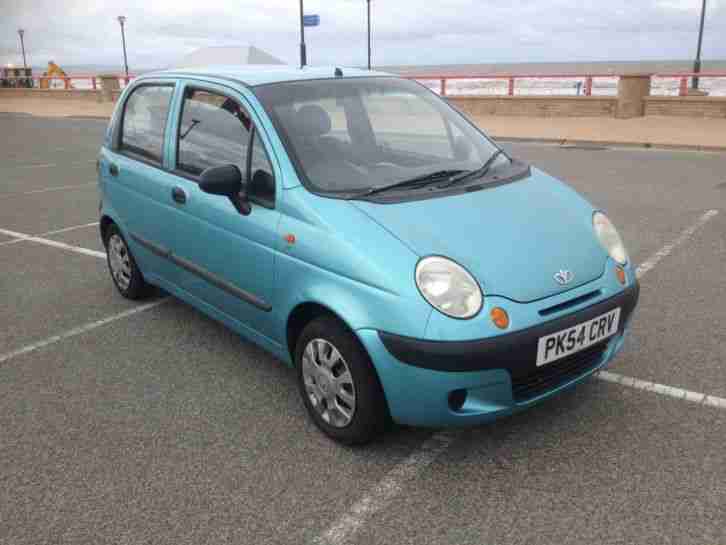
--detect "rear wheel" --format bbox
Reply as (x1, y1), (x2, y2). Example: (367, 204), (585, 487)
(295, 316), (389, 445)
(105, 224), (151, 300)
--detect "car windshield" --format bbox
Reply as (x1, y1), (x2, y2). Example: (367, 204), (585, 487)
(254, 77), (506, 195)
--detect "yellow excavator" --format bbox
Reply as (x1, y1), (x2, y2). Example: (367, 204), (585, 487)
(39, 61), (71, 89)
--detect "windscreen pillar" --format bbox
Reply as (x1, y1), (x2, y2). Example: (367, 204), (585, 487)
(98, 74), (121, 102)
(616, 74), (651, 119)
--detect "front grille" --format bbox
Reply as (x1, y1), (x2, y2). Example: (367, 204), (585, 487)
(538, 290), (601, 317)
(512, 342), (608, 402)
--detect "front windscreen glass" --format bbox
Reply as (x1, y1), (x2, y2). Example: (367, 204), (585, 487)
(254, 77), (505, 195)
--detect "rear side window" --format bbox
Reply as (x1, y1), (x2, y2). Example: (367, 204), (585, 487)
(120, 85), (173, 163)
(177, 89), (252, 177)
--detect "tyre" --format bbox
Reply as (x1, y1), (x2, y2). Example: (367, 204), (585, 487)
(295, 315), (390, 445)
(104, 224), (151, 300)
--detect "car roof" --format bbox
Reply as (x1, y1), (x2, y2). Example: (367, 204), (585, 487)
(144, 65), (395, 87)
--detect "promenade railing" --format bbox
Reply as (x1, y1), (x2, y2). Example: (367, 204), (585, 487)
(404, 73), (726, 97)
(1, 75), (135, 90)
(4, 72), (726, 97)
(653, 72), (726, 97)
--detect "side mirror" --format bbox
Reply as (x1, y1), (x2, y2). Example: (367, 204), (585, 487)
(199, 164), (250, 215)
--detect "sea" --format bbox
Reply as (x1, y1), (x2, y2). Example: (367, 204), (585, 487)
(31, 60), (726, 96)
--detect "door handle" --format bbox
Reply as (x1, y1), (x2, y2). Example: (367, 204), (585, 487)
(172, 186), (187, 204)
(109, 163), (119, 177)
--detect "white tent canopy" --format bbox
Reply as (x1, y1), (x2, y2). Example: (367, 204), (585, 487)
(172, 46), (285, 68)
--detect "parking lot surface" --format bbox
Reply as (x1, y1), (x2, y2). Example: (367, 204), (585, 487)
(1, 114), (724, 545)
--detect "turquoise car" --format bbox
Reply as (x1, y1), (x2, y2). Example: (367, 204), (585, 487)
(98, 66), (639, 444)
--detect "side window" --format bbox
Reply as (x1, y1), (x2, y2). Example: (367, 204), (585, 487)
(120, 85), (173, 163)
(177, 89), (252, 177)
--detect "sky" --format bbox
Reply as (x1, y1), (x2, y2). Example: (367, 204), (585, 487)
(1, 0), (725, 70)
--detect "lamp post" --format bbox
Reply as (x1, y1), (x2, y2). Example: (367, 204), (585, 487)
(366, 0), (372, 70)
(299, 0), (307, 67)
(117, 16), (129, 79)
(692, 0), (707, 90)
(17, 29), (28, 72)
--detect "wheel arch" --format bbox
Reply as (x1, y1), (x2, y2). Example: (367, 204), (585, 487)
(99, 215), (115, 247)
(286, 301), (357, 365)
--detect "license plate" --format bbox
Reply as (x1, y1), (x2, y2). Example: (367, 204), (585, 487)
(536, 308), (620, 367)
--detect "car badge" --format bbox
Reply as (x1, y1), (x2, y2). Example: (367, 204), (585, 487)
(554, 269), (574, 285)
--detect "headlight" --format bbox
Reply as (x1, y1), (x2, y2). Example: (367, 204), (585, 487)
(593, 212), (628, 265)
(415, 256), (483, 319)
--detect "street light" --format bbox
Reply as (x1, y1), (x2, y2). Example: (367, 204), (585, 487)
(366, 0), (372, 70)
(692, 0), (707, 90)
(117, 16), (129, 79)
(17, 29), (27, 71)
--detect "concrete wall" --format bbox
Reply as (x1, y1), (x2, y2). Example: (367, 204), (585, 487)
(0, 88), (102, 100)
(3, 87), (726, 119)
(616, 75), (651, 119)
(644, 96), (726, 118)
(449, 95), (617, 118)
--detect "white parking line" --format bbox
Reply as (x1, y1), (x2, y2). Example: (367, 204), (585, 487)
(317, 208), (722, 545)
(18, 163), (55, 169)
(42, 222), (100, 236)
(0, 300), (168, 365)
(0, 182), (95, 199)
(0, 227), (105, 259)
(597, 371), (726, 410)
(0, 222), (100, 247)
(635, 209), (719, 279)
(316, 431), (456, 545)
(11, 160), (96, 170)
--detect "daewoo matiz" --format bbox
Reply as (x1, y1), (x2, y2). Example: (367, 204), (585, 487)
(99, 66), (639, 444)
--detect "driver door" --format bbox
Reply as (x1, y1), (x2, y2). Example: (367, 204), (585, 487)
(165, 82), (280, 340)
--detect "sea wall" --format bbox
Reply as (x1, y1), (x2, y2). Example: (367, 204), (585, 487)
(448, 96), (617, 118)
(2, 87), (726, 119)
(643, 96), (726, 118)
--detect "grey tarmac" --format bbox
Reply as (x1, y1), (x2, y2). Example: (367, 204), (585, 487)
(0, 113), (724, 545)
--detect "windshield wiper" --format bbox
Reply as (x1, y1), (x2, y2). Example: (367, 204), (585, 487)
(350, 169), (467, 199)
(437, 149), (506, 189)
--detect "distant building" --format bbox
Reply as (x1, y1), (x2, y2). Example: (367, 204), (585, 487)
(172, 46), (285, 68)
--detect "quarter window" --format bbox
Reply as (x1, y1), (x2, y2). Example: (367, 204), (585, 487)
(120, 85), (174, 163)
(248, 130), (275, 207)
(177, 89), (252, 177)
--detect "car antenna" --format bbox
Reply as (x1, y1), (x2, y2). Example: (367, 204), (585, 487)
(335, 67), (343, 77)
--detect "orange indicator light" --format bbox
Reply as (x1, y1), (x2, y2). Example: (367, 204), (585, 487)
(490, 307), (510, 329)
(615, 266), (626, 285)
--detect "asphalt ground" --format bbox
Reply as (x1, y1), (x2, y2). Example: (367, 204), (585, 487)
(1, 114), (724, 545)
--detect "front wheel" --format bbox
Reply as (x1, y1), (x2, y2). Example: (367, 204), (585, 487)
(295, 316), (390, 445)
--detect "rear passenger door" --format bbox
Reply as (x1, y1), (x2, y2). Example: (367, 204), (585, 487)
(102, 81), (181, 283)
(166, 83), (280, 340)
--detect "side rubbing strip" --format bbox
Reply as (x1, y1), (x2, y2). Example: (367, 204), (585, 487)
(129, 232), (271, 312)
(172, 254), (272, 312)
(130, 232), (170, 258)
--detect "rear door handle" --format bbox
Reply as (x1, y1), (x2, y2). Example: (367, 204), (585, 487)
(172, 186), (187, 204)
(109, 163), (119, 177)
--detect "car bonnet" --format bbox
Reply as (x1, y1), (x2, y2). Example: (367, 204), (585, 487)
(350, 168), (608, 303)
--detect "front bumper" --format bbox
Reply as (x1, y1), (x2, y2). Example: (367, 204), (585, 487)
(358, 282), (639, 427)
